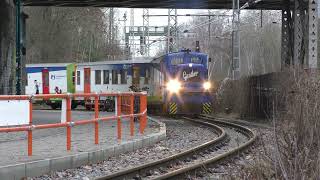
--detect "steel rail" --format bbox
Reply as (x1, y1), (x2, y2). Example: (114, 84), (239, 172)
(150, 115), (257, 179)
(95, 118), (227, 180)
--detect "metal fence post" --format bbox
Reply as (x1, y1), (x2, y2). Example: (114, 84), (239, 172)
(28, 101), (33, 156)
(143, 95), (147, 133)
(117, 96), (122, 140)
(94, 96), (99, 144)
(139, 94), (147, 134)
(130, 95), (134, 136)
(66, 97), (72, 151)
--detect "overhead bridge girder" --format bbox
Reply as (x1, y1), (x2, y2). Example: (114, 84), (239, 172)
(21, 0), (286, 9)
(281, 0), (318, 69)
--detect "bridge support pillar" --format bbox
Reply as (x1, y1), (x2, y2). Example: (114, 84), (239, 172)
(307, 0), (318, 69)
(281, 0), (318, 70)
(281, 9), (291, 68)
(293, 0), (304, 66)
(232, 0), (240, 79)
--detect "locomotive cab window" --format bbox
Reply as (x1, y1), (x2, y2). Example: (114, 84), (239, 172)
(171, 57), (183, 65)
(95, 70), (101, 85)
(191, 56), (201, 64)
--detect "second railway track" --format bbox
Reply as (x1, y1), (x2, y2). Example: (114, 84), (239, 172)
(96, 116), (257, 180)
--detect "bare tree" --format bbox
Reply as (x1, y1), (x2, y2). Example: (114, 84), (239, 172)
(175, 10), (281, 81)
(24, 7), (124, 63)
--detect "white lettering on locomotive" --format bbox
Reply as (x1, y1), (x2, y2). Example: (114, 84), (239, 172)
(182, 70), (199, 81)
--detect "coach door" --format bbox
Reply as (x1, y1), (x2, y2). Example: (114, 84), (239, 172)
(84, 68), (91, 93)
(42, 69), (49, 94)
(132, 66), (140, 87)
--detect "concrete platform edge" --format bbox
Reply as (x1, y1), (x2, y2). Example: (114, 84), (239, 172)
(0, 117), (166, 180)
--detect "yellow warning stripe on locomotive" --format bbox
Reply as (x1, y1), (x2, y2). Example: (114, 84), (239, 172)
(202, 102), (212, 114)
(169, 102), (177, 114)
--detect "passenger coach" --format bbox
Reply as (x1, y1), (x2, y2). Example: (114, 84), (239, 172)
(74, 58), (162, 110)
(75, 59), (155, 94)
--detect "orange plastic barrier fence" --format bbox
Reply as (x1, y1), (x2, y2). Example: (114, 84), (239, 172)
(0, 92), (147, 156)
(121, 96), (132, 115)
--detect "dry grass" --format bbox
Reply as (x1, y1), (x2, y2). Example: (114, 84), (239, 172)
(270, 69), (320, 179)
(214, 77), (250, 117)
(218, 69), (320, 179)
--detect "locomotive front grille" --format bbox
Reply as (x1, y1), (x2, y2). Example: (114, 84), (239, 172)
(169, 102), (178, 114)
(181, 103), (202, 114)
(202, 102), (212, 114)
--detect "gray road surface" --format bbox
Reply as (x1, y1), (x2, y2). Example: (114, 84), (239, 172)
(0, 110), (158, 166)
(32, 110), (114, 125)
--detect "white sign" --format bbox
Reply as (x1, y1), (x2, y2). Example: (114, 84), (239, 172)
(182, 70), (199, 81)
(61, 99), (67, 123)
(0, 100), (30, 126)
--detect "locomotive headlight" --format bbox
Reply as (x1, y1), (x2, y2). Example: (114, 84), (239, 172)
(203, 82), (211, 90)
(167, 79), (181, 93)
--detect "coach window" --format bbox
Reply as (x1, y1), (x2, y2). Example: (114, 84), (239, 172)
(26, 72), (28, 86)
(76, 71), (81, 85)
(95, 70), (101, 85)
(120, 70), (127, 84)
(144, 68), (150, 84)
(112, 70), (118, 84)
(103, 70), (109, 84)
(72, 71), (76, 85)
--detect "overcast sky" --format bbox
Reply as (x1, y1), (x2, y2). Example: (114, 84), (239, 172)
(117, 8), (212, 26)
(116, 8), (232, 56)
(115, 6), (319, 56)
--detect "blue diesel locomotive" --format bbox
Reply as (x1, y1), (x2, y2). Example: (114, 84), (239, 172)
(152, 49), (213, 115)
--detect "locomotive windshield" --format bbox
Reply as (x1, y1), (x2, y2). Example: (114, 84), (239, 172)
(169, 54), (204, 65)
(190, 56), (201, 64)
(171, 57), (184, 65)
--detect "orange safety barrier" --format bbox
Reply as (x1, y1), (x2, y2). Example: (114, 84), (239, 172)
(139, 95), (147, 134)
(0, 92), (147, 156)
(121, 96), (131, 115)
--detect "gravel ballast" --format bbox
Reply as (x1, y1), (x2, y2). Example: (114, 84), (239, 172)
(195, 123), (272, 180)
(31, 117), (218, 180)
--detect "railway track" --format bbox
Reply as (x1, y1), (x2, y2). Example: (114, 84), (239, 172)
(96, 116), (256, 180)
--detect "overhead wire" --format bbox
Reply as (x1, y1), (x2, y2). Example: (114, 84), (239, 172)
(145, 10), (232, 49)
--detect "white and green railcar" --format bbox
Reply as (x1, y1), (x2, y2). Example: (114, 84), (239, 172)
(25, 63), (76, 109)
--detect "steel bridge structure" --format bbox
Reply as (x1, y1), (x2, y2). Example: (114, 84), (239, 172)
(15, 0), (318, 93)
(22, 0), (284, 9)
